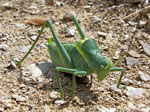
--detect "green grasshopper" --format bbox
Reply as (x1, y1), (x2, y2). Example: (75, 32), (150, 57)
(15, 16), (124, 98)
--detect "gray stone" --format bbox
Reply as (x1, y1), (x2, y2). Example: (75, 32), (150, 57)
(125, 57), (138, 66)
(121, 78), (133, 85)
(138, 71), (150, 82)
(97, 31), (107, 37)
(97, 87), (104, 92)
(0, 43), (9, 51)
(27, 62), (54, 79)
(113, 50), (121, 60)
(12, 95), (26, 102)
(63, 13), (73, 21)
(56, 1), (64, 6)
(0, 2), (12, 11)
(30, 35), (37, 40)
(93, 16), (101, 22)
(67, 27), (76, 37)
(10, 60), (17, 69)
(110, 84), (122, 94)
(83, 5), (91, 9)
(138, 20), (146, 27)
(128, 50), (140, 58)
(97, 107), (116, 112)
(50, 91), (59, 99)
(55, 100), (67, 105)
(125, 86), (146, 98)
(19, 84), (26, 88)
(141, 42), (150, 56)
(15, 23), (25, 29)
(17, 45), (30, 53)
(27, 64), (42, 78)
(128, 21), (136, 26)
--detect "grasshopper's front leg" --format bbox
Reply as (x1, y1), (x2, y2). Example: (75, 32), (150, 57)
(110, 67), (124, 88)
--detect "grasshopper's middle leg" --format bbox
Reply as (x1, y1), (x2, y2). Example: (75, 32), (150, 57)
(56, 67), (88, 97)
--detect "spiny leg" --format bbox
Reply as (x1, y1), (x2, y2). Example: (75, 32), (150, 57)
(47, 20), (73, 68)
(56, 67), (88, 97)
(110, 67), (124, 88)
(16, 19), (73, 67)
(16, 21), (47, 66)
(72, 16), (86, 40)
(55, 71), (64, 98)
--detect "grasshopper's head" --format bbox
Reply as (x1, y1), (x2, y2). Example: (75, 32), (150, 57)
(97, 57), (112, 81)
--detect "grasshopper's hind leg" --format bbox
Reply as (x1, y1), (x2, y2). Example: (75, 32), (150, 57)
(47, 20), (73, 69)
(72, 16), (86, 40)
(16, 21), (47, 66)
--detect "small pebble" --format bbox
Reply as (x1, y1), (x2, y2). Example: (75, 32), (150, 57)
(138, 71), (150, 82)
(138, 20), (146, 27)
(17, 46), (30, 53)
(0, 43), (9, 51)
(12, 95), (26, 102)
(67, 28), (76, 37)
(125, 86), (146, 99)
(129, 50), (140, 58)
(140, 42), (150, 56)
(50, 91), (59, 99)
(83, 5), (91, 9)
(56, 1), (64, 6)
(97, 31), (107, 37)
(30, 35), (37, 40)
(125, 57), (138, 66)
(93, 16), (101, 22)
(55, 99), (67, 105)
(63, 13), (73, 21)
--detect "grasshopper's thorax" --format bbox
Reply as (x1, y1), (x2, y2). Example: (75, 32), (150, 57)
(76, 38), (103, 68)
(76, 38), (112, 78)
(96, 57), (112, 81)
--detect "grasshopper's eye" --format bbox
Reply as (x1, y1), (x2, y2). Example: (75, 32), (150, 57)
(100, 65), (104, 68)
(100, 65), (105, 68)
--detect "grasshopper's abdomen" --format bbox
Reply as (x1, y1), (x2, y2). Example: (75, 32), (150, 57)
(47, 43), (93, 75)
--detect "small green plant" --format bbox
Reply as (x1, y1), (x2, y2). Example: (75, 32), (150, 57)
(16, 16), (124, 98)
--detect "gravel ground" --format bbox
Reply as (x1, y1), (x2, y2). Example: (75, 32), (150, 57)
(0, 0), (150, 112)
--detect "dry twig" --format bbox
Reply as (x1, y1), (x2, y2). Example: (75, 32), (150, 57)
(123, 6), (150, 20)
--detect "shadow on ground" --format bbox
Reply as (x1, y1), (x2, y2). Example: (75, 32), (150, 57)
(17, 61), (98, 106)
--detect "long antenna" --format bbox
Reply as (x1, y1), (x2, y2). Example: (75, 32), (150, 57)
(112, 51), (128, 67)
(110, 38), (119, 62)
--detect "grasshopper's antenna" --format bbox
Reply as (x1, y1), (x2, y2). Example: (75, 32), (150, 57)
(110, 38), (119, 62)
(110, 37), (128, 67)
(112, 51), (128, 67)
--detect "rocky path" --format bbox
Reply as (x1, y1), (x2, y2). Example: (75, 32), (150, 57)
(0, 0), (150, 111)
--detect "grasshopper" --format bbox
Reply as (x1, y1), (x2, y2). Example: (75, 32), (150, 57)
(15, 16), (124, 98)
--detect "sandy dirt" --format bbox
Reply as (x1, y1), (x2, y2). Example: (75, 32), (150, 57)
(0, 0), (150, 112)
